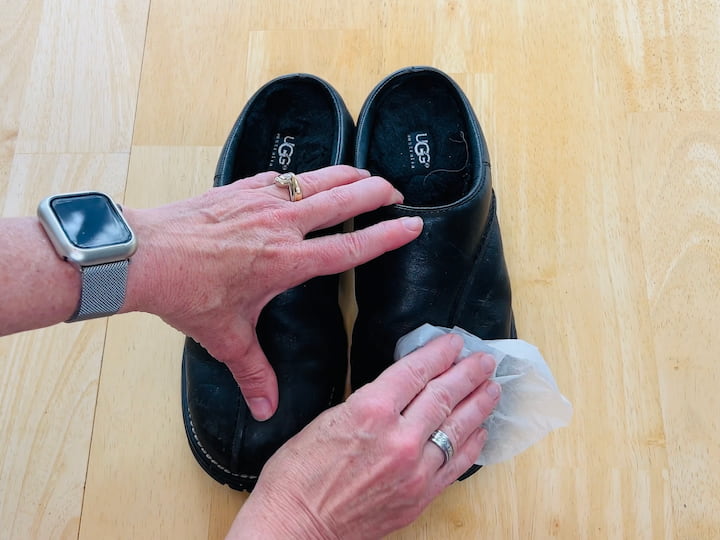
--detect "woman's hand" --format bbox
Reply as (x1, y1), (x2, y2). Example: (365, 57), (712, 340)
(230, 334), (501, 539)
(123, 165), (422, 420)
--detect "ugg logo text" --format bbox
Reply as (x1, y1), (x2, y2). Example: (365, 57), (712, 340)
(408, 132), (430, 169)
(269, 134), (296, 171)
(277, 136), (295, 169)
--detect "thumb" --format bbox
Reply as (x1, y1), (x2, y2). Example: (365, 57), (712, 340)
(203, 324), (279, 421)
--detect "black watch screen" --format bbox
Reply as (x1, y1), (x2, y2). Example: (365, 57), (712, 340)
(50, 193), (132, 249)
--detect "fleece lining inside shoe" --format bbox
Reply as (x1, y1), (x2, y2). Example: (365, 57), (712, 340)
(231, 79), (337, 179)
(366, 74), (473, 207)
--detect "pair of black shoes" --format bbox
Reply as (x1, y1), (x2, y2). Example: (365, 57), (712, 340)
(181, 66), (516, 492)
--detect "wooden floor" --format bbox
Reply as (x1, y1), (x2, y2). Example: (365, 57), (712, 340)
(1, 1), (719, 538)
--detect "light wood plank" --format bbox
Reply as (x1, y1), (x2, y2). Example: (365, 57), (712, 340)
(0, 323), (105, 539)
(79, 146), (247, 539)
(133, 0), (382, 145)
(0, 153), (129, 539)
(133, 1), (252, 146)
(2, 153), (129, 217)
(630, 112), (720, 538)
(0, 0), (43, 191)
(611, 0), (720, 111)
(16, 0), (149, 153)
(475, 6), (675, 537)
(79, 313), (229, 539)
(243, 29), (379, 120)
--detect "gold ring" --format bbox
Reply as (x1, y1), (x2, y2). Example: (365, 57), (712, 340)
(274, 172), (303, 202)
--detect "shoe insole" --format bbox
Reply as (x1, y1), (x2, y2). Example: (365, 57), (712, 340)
(231, 79), (337, 179)
(366, 75), (473, 206)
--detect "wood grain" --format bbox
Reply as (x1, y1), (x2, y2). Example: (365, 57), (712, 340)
(1, 0), (718, 538)
(0, 0), (42, 192)
(629, 113), (720, 537)
(15, 0), (148, 153)
(0, 153), (130, 539)
(78, 146), (244, 539)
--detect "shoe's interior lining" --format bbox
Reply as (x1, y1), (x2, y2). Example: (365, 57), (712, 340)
(232, 80), (337, 179)
(366, 75), (473, 206)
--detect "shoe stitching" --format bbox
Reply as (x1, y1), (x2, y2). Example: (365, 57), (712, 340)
(187, 382), (338, 483)
(187, 409), (258, 481)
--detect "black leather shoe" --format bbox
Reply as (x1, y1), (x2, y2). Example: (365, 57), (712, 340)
(182, 74), (354, 491)
(351, 66), (516, 480)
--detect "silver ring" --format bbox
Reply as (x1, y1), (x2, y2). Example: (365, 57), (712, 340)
(429, 429), (454, 465)
(274, 172), (303, 202)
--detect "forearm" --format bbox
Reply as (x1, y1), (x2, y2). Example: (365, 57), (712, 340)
(0, 217), (81, 334)
(0, 209), (166, 336)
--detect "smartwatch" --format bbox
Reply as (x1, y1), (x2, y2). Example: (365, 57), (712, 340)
(37, 191), (138, 322)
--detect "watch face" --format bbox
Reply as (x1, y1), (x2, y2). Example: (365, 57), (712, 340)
(50, 193), (132, 248)
(38, 191), (137, 266)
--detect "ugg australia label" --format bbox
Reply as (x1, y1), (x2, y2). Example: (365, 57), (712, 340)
(407, 131), (431, 169)
(268, 133), (296, 171)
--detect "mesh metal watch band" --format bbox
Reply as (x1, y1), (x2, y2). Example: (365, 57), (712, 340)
(68, 260), (129, 322)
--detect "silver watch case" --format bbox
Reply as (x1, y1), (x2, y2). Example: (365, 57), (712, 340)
(37, 191), (137, 267)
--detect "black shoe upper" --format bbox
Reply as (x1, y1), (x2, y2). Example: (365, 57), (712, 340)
(351, 66), (516, 481)
(182, 73), (354, 491)
(351, 66), (515, 389)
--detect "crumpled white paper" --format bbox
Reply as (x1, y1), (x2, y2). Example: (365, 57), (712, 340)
(394, 324), (573, 466)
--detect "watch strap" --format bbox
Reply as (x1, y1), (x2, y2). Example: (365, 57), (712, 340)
(68, 260), (129, 322)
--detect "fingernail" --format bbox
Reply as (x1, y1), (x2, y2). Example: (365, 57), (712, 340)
(479, 429), (488, 444)
(486, 381), (501, 399)
(393, 189), (405, 203)
(356, 168), (371, 176)
(449, 334), (463, 349)
(248, 397), (273, 421)
(481, 354), (495, 374)
(401, 216), (423, 232)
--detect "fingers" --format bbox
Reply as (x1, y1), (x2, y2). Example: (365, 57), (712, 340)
(403, 352), (497, 439)
(229, 341), (279, 421)
(201, 324), (279, 421)
(295, 175), (404, 233)
(294, 166), (374, 197)
(235, 171), (282, 189)
(434, 428), (489, 489)
(258, 165), (374, 200)
(294, 215), (423, 278)
(421, 377), (500, 471)
(228, 166), (416, 280)
(365, 334), (464, 413)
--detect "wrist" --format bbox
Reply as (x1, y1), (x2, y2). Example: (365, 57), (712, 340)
(228, 485), (335, 540)
(120, 206), (176, 317)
